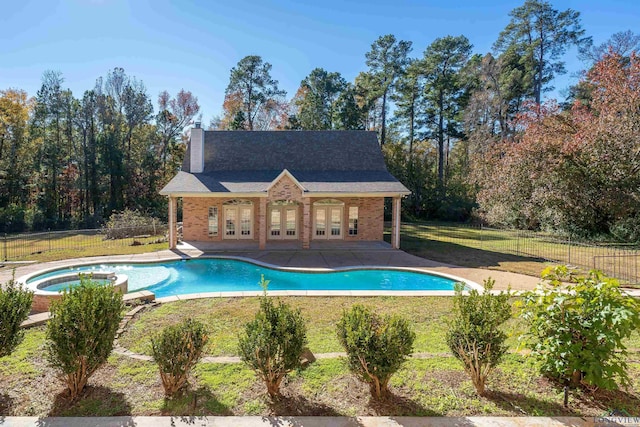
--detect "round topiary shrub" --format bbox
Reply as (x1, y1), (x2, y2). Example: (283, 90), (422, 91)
(336, 304), (415, 400)
(151, 318), (208, 397)
(238, 276), (307, 398)
(0, 276), (33, 357)
(46, 276), (124, 400)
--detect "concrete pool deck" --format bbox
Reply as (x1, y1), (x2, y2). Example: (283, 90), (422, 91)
(3, 245), (544, 292)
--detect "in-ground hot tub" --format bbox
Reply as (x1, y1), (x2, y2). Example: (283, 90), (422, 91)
(27, 272), (128, 312)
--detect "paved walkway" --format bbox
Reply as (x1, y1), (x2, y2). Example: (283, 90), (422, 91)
(0, 416), (608, 426)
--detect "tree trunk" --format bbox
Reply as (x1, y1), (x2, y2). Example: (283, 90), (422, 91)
(437, 91), (445, 189)
(380, 87), (387, 145)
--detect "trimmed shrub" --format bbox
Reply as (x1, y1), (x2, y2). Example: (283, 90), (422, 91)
(238, 275), (307, 398)
(446, 280), (511, 396)
(519, 266), (640, 390)
(151, 318), (208, 397)
(102, 209), (164, 240)
(46, 276), (124, 400)
(0, 277), (33, 357)
(337, 304), (415, 399)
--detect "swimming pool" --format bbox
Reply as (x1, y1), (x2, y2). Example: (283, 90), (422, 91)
(25, 258), (468, 297)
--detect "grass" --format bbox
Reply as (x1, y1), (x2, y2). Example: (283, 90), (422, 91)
(119, 297), (640, 357)
(1, 230), (168, 263)
(390, 222), (640, 287)
(1, 297), (639, 417)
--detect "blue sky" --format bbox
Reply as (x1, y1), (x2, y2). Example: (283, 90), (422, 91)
(1, 0), (639, 122)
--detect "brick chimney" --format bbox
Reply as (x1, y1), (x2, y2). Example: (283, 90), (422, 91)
(190, 122), (204, 173)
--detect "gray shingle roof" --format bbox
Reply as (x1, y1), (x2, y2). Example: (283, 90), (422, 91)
(161, 131), (409, 195)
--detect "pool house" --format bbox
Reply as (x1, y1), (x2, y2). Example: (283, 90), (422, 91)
(160, 127), (410, 250)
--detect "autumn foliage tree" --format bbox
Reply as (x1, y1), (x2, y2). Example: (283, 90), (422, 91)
(477, 51), (640, 239)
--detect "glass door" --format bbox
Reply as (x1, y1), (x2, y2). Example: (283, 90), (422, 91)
(239, 206), (252, 239)
(224, 207), (236, 238)
(313, 204), (342, 240)
(328, 207), (342, 239)
(269, 205), (297, 240)
(223, 200), (253, 240)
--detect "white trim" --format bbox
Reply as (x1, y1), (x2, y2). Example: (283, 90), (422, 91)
(160, 191), (410, 198)
(267, 169), (307, 192)
(160, 192), (269, 198)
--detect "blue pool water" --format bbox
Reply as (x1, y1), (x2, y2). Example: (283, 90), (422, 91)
(28, 258), (462, 297)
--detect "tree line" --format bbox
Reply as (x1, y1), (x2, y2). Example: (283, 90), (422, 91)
(209, 1), (639, 240)
(2, 0), (639, 240)
(0, 68), (199, 231)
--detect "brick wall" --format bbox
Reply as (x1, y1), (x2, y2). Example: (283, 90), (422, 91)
(182, 195), (385, 244)
(182, 197), (261, 242)
(268, 174), (303, 201)
(309, 197), (383, 241)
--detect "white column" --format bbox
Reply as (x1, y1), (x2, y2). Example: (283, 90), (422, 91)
(259, 197), (267, 250)
(168, 196), (176, 249)
(392, 197), (401, 249)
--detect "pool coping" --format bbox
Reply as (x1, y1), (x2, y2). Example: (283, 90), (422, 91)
(17, 254), (484, 299)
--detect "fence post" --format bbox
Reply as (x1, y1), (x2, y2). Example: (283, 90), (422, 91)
(567, 235), (571, 265)
(48, 228), (52, 252)
(480, 223), (483, 249)
(3, 233), (7, 262)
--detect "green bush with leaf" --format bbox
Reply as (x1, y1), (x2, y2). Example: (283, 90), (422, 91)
(337, 304), (415, 399)
(238, 275), (307, 398)
(519, 266), (640, 390)
(151, 318), (208, 397)
(446, 279), (511, 396)
(46, 276), (124, 400)
(0, 277), (33, 357)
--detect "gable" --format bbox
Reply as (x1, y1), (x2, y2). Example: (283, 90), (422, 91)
(267, 170), (305, 202)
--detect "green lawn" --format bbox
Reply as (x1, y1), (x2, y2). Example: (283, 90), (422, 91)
(1, 231), (168, 263)
(390, 222), (640, 286)
(5, 296), (637, 417)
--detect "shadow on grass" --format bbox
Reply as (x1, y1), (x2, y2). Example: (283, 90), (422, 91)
(485, 389), (581, 416)
(0, 392), (15, 415)
(579, 388), (640, 417)
(48, 385), (133, 417)
(368, 392), (442, 417)
(161, 386), (232, 416)
(400, 237), (548, 272)
(267, 392), (344, 417)
(262, 394), (366, 427)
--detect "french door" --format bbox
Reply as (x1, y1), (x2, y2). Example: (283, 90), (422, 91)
(269, 205), (297, 240)
(223, 205), (253, 239)
(313, 205), (342, 239)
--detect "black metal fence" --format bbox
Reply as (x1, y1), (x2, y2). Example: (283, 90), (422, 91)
(1, 225), (168, 261)
(400, 222), (640, 285)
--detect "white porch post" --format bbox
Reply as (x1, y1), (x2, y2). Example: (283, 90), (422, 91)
(168, 196), (177, 249)
(391, 196), (401, 249)
(259, 197), (267, 250)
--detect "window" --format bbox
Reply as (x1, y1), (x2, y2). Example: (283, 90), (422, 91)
(348, 206), (358, 235)
(208, 207), (218, 236)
